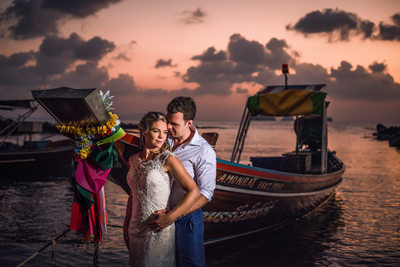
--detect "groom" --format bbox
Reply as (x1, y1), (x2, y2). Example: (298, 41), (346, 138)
(151, 96), (216, 266)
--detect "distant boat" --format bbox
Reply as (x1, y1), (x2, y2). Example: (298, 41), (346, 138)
(281, 116), (295, 121)
(252, 115), (276, 121)
(0, 100), (74, 178)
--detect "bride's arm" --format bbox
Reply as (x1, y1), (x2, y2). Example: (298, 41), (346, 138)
(152, 156), (200, 230)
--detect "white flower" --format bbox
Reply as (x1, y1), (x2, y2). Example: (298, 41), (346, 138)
(99, 90), (114, 111)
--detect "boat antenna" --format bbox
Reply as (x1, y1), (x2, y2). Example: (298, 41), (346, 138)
(39, 74), (47, 90)
(282, 64), (289, 89)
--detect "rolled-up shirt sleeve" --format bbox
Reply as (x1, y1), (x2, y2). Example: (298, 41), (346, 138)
(194, 146), (216, 201)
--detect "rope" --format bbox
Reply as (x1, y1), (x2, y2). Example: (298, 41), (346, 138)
(17, 228), (70, 267)
(16, 223), (123, 266)
(107, 224), (123, 228)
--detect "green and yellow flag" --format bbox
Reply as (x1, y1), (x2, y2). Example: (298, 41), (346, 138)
(247, 89), (327, 117)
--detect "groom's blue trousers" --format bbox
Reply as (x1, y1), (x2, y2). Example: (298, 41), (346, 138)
(175, 209), (205, 267)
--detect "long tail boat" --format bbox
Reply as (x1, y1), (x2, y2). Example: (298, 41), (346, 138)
(0, 99), (74, 178)
(111, 83), (345, 245)
(203, 86), (344, 245)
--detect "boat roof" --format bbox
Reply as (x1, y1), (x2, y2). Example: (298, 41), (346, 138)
(247, 84), (328, 117)
(0, 100), (35, 110)
(258, 84), (326, 95)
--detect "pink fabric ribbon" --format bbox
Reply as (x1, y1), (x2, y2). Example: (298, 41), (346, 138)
(74, 159), (110, 193)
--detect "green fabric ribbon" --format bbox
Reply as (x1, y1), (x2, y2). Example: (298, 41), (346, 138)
(75, 182), (94, 209)
(95, 126), (125, 146)
(89, 141), (120, 171)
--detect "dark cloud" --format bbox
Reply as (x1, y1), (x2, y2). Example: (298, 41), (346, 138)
(264, 38), (293, 69)
(180, 7), (207, 24)
(36, 33), (115, 75)
(228, 34), (294, 69)
(360, 20), (375, 39)
(49, 61), (109, 89)
(114, 52), (131, 62)
(74, 36), (115, 60)
(104, 73), (137, 96)
(289, 62), (330, 84)
(0, 52), (39, 88)
(183, 60), (250, 95)
(376, 13), (400, 41)
(0, 50), (39, 97)
(228, 34), (266, 65)
(191, 47), (227, 61)
(288, 9), (400, 42)
(0, 0), (121, 39)
(369, 62), (387, 73)
(287, 8), (375, 41)
(182, 34), (297, 95)
(393, 13), (400, 27)
(2, 31), (400, 115)
(7, 51), (36, 67)
(0, 32), (122, 99)
(182, 34), (400, 102)
(329, 61), (400, 101)
(0, 0), (60, 39)
(155, 58), (177, 68)
(41, 0), (122, 18)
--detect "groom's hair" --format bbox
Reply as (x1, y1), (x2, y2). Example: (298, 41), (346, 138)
(167, 96), (196, 121)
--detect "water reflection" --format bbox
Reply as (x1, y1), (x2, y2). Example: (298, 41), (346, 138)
(205, 194), (344, 266)
(1, 121), (400, 266)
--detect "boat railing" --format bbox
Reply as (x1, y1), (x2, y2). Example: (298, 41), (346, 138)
(0, 103), (38, 147)
(231, 106), (251, 163)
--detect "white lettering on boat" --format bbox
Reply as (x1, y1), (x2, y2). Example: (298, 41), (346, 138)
(217, 173), (284, 191)
(203, 201), (277, 223)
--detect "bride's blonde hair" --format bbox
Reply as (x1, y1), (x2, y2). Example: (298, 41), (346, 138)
(138, 111), (171, 152)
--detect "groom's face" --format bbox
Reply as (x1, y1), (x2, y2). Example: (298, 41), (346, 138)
(166, 112), (191, 139)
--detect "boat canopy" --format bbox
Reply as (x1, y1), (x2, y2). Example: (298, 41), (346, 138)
(247, 89), (327, 117)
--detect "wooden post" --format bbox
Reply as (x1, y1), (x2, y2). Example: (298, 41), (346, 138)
(321, 100), (327, 174)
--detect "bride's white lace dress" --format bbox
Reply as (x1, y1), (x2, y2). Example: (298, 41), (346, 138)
(126, 150), (175, 267)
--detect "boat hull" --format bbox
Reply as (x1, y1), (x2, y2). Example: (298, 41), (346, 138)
(110, 135), (344, 245)
(0, 145), (74, 178)
(203, 158), (343, 244)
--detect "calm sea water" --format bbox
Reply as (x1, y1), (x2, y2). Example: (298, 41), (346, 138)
(1, 121), (400, 266)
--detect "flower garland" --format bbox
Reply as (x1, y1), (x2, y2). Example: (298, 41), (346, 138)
(55, 90), (122, 159)
(56, 112), (119, 137)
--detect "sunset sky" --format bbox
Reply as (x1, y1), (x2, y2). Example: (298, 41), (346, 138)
(1, 0), (400, 123)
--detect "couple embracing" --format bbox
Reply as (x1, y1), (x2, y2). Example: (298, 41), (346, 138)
(123, 96), (217, 266)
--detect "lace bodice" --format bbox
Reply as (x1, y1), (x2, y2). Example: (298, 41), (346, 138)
(127, 150), (174, 221)
(126, 150), (176, 266)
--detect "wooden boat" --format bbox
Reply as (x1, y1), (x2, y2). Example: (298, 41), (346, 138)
(202, 84), (344, 244)
(29, 85), (344, 245)
(110, 83), (345, 245)
(0, 100), (74, 178)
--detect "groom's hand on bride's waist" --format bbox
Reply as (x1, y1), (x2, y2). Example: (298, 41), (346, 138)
(148, 209), (174, 232)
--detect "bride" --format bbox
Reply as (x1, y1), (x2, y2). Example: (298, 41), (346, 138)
(123, 111), (200, 266)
